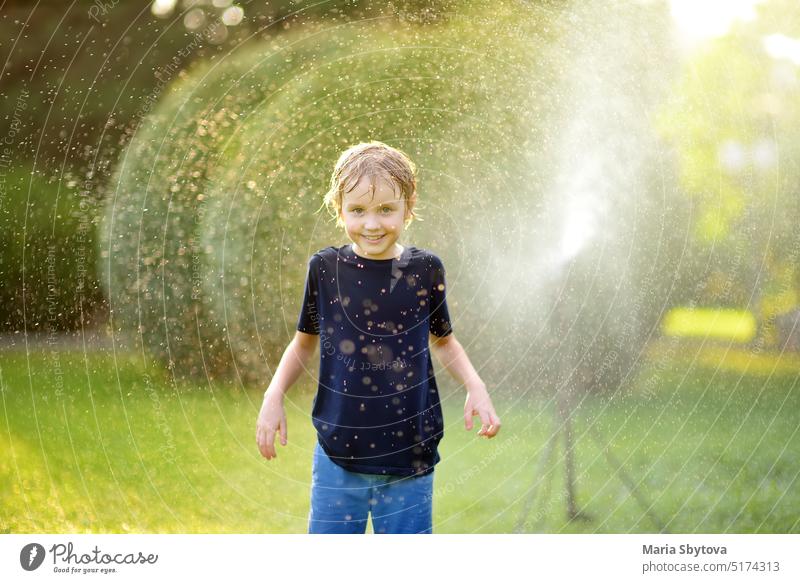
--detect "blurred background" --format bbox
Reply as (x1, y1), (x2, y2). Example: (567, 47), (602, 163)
(1, 0), (798, 534)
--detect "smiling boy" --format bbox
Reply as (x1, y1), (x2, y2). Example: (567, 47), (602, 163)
(256, 141), (500, 534)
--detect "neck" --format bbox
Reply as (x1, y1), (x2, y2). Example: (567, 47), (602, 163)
(352, 242), (404, 260)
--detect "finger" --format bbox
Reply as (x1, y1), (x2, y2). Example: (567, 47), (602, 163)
(264, 427), (276, 459)
(256, 428), (270, 459)
(279, 417), (288, 446)
(464, 408), (474, 431)
(477, 410), (491, 436)
(486, 412), (502, 437)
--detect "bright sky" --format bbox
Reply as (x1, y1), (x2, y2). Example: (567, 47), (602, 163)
(669, 0), (767, 44)
(764, 34), (800, 65)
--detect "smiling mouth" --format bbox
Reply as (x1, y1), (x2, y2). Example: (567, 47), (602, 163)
(363, 234), (385, 243)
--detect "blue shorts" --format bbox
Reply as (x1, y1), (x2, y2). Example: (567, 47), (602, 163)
(308, 442), (434, 534)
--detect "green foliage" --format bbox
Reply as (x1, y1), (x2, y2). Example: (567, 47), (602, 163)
(656, 0), (800, 312)
(101, 3), (562, 384)
(0, 169), (103, 331)
(101, 0), (687, 394)
(0, 1), (464, 167)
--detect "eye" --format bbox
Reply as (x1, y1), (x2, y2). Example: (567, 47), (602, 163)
(351, 207), (364, 215)
(381, 206), (393, 214)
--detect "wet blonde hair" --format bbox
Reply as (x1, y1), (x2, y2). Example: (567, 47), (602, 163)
(322, 141), (420, 228)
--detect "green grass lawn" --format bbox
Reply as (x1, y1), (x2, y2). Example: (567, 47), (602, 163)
(1, 345), (798, 533)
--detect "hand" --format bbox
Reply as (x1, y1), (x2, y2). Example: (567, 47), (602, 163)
(464, 384), (501, 438)
(256, 391), (287, 459)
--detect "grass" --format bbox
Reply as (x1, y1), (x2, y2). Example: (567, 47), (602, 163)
(1, 343), (798, 533)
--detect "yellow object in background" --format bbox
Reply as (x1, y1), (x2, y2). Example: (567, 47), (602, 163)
(662, 307), (756, 343)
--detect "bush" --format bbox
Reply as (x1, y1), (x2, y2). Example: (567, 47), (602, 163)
(101, 4), (558, 385)
(101, 0), (685, 393)
(0, 168), (104, 332)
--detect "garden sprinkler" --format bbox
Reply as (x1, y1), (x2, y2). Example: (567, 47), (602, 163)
(514, 204), (666, 532)
(513, 210), (592, 531)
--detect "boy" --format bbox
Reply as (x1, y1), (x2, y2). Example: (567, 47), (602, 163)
(256, 141), (500, 534)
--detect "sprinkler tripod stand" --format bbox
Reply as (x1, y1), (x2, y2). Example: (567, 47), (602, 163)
(513, 341), (591, 532)
(514, 287), (668, 533)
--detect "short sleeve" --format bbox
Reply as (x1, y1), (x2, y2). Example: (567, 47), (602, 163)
(296, 254), (321, 335)
(429, 255), (453, 337)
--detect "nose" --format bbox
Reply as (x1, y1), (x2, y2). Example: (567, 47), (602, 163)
(364, 213), (380, 231)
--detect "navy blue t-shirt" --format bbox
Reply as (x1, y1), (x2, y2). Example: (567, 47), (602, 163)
(296, 243), (453, 477)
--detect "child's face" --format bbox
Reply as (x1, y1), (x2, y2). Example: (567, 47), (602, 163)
(339, 175), (415, 260)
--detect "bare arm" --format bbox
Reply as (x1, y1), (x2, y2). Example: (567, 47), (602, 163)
(256, 331), (319, 459)
(265, 331), (319, 398)
(429, 333), (501, 438)
(429, 333), (484, 392)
